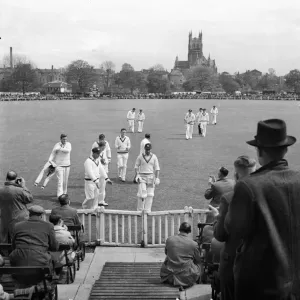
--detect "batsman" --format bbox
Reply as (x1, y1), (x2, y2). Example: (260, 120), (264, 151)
(134, 143), (160, 212)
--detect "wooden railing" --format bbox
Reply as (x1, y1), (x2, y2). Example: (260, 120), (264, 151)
(45, 206), (208, 247)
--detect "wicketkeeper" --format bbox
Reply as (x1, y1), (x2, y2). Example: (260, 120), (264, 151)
(134, 143), (160, 212)
(34, 161), (56, 189)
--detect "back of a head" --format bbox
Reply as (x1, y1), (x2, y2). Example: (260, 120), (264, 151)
(49, 214), (62, 226)
(179, 222), (191, 234)
(58, 194), (69, 206)
(99, 134), (105, 140)
(97, 140), (106, 148)
(6, 171), (17, 181)
(219, 167), (229, 177)
(145, 133), (150, 139)
(234, 156), (256, 174)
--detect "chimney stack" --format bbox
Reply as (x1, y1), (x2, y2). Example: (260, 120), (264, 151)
(10, 47), (13, 69)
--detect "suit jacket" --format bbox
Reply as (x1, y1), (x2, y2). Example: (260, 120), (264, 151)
(160, 233), (201, 287)
(50, 205), (81, 227)
(0, 182), (33, 243)
(224, 160), (300, 300)
(205, 178), (235, 207)
(214, 191), (241, 289)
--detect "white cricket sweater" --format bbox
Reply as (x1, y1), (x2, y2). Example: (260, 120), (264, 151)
(199, 113), (209, 122)
(185, 113), (196, 124)
(115, 136), (131, 154)
(137, 112), (145, 121)
(84, 157), (107, 182)
(135, 153), (160, 174)
(91, 141), (111, 163)
(49, 142), (72, 167)
(127, 111), (135, 120)
(211, 108), (218, 115)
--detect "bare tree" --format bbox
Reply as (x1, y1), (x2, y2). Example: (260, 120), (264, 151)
(149, 64), (165, 72)
(100, 61), (116, 92)
(1, 53), (33, 68)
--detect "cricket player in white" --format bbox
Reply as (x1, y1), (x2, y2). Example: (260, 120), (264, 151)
(34, 161), (56, 189)
(199, 108), (210, 137)
(195, 108), (203, 135)
(134, 143), (160, 212)
(127, 108), (136, 133)
(91, 133), (111, 173)
(210, 106), (218, 125)
(115, 128), (131, 182)
(47, 134), (72, 197)
(184, 109), (196, 140)
(140, 133), (151, 155)
(82, 147), (112, 209)
(137, 109), (146, 133)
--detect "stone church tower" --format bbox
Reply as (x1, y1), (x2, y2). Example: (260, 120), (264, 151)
(188, 31), (203, 66)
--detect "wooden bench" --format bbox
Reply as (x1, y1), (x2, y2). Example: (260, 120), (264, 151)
(0, 266), (57, 300)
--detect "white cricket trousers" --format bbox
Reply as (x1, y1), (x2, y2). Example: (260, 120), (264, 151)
(128, 120), (135, 132)
(212, 114), (217, 124)
(56, 166), (70, 197)
(117, 153), (129, 180)
(138, 121), (144, 132)
(200, 122), (207, 137)
(186, 124), (194, 139)
(98, 177), (106, 204)
(137, 174), (155, 212)
(82, 181), (99, 209)
(35, 162), (55, 187)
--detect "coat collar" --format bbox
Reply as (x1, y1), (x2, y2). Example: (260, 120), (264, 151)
(251, 159), (288, 175)
(4, 181), (20, 187)
(179, 232), (189, 237)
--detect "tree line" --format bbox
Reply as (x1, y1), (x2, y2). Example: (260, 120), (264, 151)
(1, 54), (300, 94)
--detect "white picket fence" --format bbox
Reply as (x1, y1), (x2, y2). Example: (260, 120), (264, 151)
(45, 206), (208, 247)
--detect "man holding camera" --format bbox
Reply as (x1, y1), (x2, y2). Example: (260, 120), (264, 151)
(0, 171), (33, 243)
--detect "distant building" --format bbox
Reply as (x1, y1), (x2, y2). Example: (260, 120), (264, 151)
(35, 66), (66, 85)
(43, 81), (72, 94)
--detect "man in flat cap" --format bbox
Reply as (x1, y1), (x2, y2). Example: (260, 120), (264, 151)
(10, 205), (58, 285)
(134, 143), (160, 212)
(225, 119), (300, 300)
(184, 109), (196, 140)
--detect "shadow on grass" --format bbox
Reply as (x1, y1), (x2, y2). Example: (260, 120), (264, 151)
(67, 185), (84, 189)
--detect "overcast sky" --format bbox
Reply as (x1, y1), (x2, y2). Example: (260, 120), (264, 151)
(1, 0), (300, 75)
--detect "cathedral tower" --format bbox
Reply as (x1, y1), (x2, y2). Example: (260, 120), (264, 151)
(188, 31), (203, 67)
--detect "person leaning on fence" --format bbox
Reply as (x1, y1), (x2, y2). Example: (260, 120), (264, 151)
(0, 171), (33, 243)
(225, 119), (300, 300)
(209, 155), (257, 300)
(160, 222), (201, 287)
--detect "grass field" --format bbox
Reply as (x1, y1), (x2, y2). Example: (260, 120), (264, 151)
(0, 99), (299, 213)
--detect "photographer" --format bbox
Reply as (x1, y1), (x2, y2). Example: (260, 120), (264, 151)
(0, 171), (33, 243)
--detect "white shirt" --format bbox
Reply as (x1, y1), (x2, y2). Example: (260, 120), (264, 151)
(84, 156), (107, 182)
(49, 142), (72, 167)
(115, 136), (131, 154)
(127, 110), (135, 120)
(91, 140), (111, 162)
(199, 112), (210, 122)
(195, 111), (202, 122)
(135, 153), (160, 174)
(184, 113), (196, 125)
(137, 112), (145, 121)
(211, 107), (218, 115)
(140, 138), (151, 155)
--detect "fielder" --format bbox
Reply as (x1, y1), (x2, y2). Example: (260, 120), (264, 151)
(199, 108), (209, 137)
(134, 143), (160, 212)
(184, 109), (196, 140)
(34, 162), (56, 189)
(82, 147), (112, 209)
(115, 128), (131, 182)
(195, 108), (203, 135)
(210, 105), (218, 125)
(137, 109), (146, 133)
(91, 133), (111, 173)
(46, 133), (72, 197)
(127, 108), (136, 133)
(140, 133), (151, 155)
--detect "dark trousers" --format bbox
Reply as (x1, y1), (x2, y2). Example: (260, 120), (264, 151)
(198, 124), (202, 135)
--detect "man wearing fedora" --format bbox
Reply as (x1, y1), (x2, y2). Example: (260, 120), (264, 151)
(225, 119), (300, 300)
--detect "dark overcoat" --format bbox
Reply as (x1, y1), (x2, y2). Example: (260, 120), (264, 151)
(224, 160), (300, 300)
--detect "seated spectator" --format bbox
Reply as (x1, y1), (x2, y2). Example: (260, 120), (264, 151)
(0, 284), (12, 300)
(211, 155), (256, 300)
(9, 205), (58, 286)
(50, 194), (81, 227)
(160, 222), (201, 287)
(49, 214), (75, 270)
(0, 171), (33, 243)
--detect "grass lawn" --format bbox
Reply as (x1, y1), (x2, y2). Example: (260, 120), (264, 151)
(0, 99), (299, 215)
